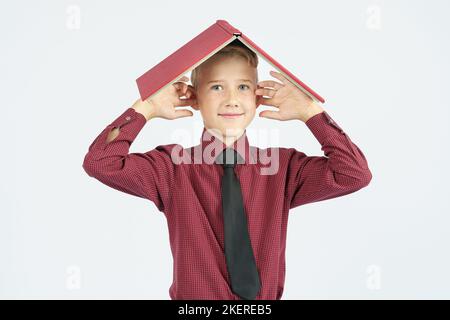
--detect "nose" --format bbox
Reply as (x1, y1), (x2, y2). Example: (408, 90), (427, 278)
(225, 90), (239, 107)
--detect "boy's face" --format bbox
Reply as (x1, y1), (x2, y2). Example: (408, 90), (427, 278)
(191, 56), (260, 140)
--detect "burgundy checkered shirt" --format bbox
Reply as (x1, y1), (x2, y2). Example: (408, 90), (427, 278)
(83, 107), (372, 300)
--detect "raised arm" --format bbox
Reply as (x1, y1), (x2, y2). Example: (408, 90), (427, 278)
(82, 75), (196, 212)
(285, 111), (372, 209)
(82, 105), (175, 212)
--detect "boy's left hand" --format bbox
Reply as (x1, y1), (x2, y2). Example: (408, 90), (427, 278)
(255, 70), (324, 122)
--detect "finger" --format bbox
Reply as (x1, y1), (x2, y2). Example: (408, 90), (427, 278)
(173, 82), (188, 92)
(174, 83), (192, 98)
(185, 85), (196, 99)
(257, 96), (279, 108)
(176, 75), (189, 82)
(255, 87), (276, 97)
(173, 78), (192, 89)
(173, 109), (194, 118)
(269, 70), (289, 85)
(257, 80), (284, 90)
(259, 110), (282, 120)
(175, 98), (197, 107)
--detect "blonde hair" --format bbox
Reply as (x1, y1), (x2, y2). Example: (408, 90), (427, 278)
(190, 39), (259, 88)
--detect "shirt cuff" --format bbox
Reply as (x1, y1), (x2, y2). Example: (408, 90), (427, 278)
(91, 107), (147, 151)
(110, 107), (146, 126)
(305, 111), (346, 145)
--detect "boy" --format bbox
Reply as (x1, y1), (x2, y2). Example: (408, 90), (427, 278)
(83, 41), (372, 300)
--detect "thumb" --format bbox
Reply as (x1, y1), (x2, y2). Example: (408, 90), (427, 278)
(259, 110), (281, 120)
(174, 109), (193, 118)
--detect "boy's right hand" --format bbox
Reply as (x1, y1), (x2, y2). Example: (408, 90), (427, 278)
(132, 75), (197, 121)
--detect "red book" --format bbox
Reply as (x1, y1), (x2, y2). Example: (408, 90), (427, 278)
(136, 19), (325, 104)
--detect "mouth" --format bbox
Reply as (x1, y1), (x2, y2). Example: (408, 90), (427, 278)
(218, 113), (244, 119)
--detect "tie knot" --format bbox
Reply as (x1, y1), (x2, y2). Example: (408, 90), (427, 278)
(215, 148), (244, 167)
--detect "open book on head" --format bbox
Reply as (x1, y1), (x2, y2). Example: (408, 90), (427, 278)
(136, 19), (325, 104)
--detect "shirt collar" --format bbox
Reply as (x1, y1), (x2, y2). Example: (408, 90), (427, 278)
(193, 127), (256, 165)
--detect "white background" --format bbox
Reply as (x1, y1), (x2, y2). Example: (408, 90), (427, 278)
(1, 0), (449, 299)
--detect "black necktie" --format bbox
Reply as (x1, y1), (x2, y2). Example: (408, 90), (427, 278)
(216, 147), (261, 300)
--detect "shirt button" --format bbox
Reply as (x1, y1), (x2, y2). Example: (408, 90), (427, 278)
(125, 116), (131, 121)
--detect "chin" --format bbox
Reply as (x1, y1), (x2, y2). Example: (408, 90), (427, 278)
(221, 127), (245, 137)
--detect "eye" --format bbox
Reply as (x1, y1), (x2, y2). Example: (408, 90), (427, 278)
(211, 85), (222, 91)
(239, 84), (250, 90)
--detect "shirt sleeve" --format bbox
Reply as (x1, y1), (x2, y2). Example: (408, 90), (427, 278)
(286, 111), (372, 210)
(82, 107), (174, 212)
